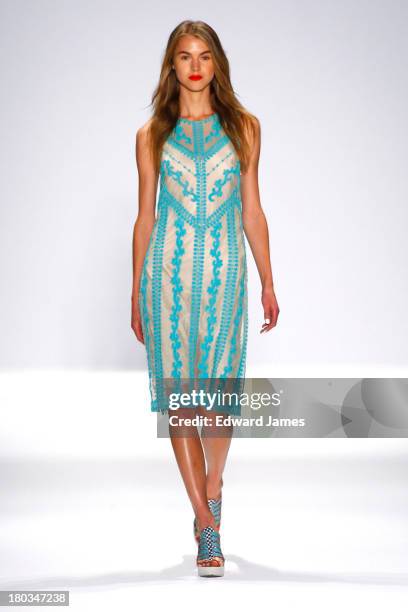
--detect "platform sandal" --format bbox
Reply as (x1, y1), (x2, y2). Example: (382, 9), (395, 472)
(196, 525), (225, 577)
(193, 494), (222, 544)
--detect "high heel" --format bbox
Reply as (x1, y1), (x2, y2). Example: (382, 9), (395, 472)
(193, 494), (222, 543)
(196, 525), (225, 577)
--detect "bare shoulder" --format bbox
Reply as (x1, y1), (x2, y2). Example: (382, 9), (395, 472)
(135, 117), (156, 174)
(248, 114), (261, 130)
(243, 115), (261, 163)
(135, 117), (155, 164)
(136, 117), (154, 148)
(246, 113), (261, 139)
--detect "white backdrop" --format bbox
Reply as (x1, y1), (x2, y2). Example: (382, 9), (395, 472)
(1, 0), (407, 370)
(1, 2), (408, 605)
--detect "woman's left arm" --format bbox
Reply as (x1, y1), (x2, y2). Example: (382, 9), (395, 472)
(240, 116), (280, 333)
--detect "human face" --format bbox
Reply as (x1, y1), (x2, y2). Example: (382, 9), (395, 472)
(173, 35), (215, 90)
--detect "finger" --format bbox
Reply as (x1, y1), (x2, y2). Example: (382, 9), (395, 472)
(132, 320), (145, 344)
(261, 309), (274, 332)
(271, 306), (279, 326)
(261, 314), (277, 332)
(263, 308), (272, 324)
(138, 323), (145, 344)
(267, 305), (279, 326)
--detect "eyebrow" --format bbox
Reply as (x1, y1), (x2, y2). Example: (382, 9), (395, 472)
(176, 50), (211, 56)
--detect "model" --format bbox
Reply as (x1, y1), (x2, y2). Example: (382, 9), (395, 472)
(131, 20), (279, 577)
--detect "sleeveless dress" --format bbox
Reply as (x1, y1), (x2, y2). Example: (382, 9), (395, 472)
(138, 112), (248, 414)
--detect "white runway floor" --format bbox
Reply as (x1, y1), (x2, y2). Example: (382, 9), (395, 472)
(0, 370), (407, 610)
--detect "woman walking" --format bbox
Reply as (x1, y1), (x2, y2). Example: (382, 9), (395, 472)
(131, 20), (279, 577)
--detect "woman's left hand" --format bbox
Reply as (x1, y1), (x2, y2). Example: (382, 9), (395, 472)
(260, 286), (279, 333)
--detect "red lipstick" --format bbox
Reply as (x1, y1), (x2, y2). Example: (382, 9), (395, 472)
(189, 74), (202, 81)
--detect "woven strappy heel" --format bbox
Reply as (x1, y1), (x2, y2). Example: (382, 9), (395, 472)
(193, 495), (222, 543)
(196, 525), (225, 577)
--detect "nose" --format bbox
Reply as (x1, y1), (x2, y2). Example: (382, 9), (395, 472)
(191, 58), (200, 72)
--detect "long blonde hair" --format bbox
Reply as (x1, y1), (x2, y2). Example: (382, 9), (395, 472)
(147, 20), (257, 176)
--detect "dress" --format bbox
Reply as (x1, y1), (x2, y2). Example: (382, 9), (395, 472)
(138, 112), (248, 414)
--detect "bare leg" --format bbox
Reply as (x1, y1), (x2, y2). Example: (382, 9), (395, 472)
(168, 406), (224, 568)
(198, 406), (233, 502)
(168, 407), (218, 533)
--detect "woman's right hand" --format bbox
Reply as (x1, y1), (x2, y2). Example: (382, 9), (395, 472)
(131, 295), (145, 344)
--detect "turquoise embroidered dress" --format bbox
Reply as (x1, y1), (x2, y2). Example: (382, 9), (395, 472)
(139, 112), (248, 414)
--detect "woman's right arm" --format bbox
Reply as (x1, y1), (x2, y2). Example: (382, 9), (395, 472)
(131, 120), (159, 343)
